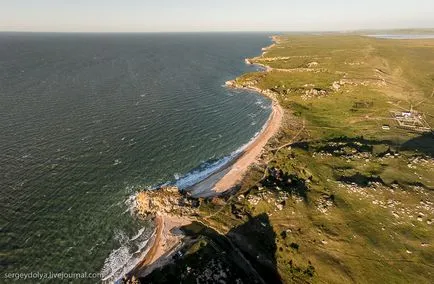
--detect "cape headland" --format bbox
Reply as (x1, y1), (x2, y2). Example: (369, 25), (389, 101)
(124, 33), (434, 283)
(122, 37), (285, 282)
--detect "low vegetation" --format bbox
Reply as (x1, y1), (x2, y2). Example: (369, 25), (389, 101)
(137, 34), (434, 284)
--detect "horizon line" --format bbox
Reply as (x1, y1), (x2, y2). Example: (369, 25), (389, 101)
(1, 27), (433, 34)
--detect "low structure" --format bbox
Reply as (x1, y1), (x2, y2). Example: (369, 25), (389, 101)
(391, 110), (432, 133)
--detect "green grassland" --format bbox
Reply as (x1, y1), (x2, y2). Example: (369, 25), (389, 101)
(141, 35), (434, 284)
(210, 35), (434, 283)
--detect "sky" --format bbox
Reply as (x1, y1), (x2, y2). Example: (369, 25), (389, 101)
(0, 0), (433, 32)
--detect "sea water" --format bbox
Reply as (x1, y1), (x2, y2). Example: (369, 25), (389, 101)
(0, 32), (272, 280)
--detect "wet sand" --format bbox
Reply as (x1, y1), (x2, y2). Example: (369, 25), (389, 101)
(188, 100), (283, 197)
(128, 214), (191, 278)
(127, 99), (283, 279)
(128, 37), (282, 279)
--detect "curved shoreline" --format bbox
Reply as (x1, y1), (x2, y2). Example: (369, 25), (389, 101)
(186, 97), (282, 197)
(213, 99), (282, 193)
(126, 35), (282, 280)
(186, 36), (281, 197)
(125, 93), (283, 280)
(127, 214), (192, 279)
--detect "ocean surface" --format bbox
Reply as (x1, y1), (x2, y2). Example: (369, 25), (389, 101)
(0, 33), (272, 280)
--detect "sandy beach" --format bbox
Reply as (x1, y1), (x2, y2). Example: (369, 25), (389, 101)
(127, 37), (283, 280)
(126, 97), (283, 280)
(186, 37), (282, 197)
(128, 213), (191, 278)
(187, 99), (283, 197)
(213, 100), (282, 192)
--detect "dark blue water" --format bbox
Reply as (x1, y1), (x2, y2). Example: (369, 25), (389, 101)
(0, 33), (271, 280)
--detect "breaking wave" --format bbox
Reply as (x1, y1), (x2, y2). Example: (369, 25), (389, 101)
(100, 218), (155, 282)
(174, 109), (271, 190)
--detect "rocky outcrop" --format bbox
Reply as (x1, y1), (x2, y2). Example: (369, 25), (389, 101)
(332, 81), (341, 91)
(301, 88), (328, 100)
(135, 186), (199, 218)
(307, 61), (319, 68)
(225, 79), (279, 101)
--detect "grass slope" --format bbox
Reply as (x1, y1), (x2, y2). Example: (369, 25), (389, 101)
(140, 35), (434, 284)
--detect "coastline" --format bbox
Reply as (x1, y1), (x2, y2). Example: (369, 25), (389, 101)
(213, 99), (282, 193)
(127, 213), (192, 279)
(123, 32), (434, 284)
(126, 35), (282, 280)
(186, 98), (282, 197)
(186, 35), (281, 197)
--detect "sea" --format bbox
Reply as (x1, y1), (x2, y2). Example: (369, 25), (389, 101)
(0, 32), (272, 281)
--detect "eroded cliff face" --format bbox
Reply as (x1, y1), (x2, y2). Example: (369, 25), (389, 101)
(135, 186), (200, 218)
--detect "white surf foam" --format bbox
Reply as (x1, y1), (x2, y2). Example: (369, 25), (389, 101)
(100, 227), (153, 282)
(174, 154), (236, 189)
(174, 120), (267, 190)
(131, 228), (146, 242)
(101, 104), (272, 281)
